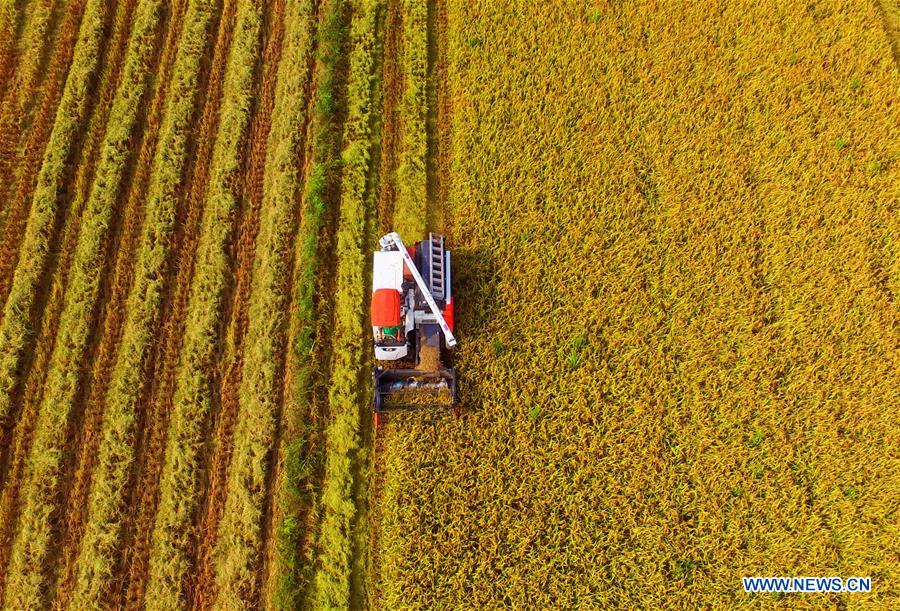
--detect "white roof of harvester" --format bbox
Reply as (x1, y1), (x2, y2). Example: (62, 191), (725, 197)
(372, 251), (404, 292)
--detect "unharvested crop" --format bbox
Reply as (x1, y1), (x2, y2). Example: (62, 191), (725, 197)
(373, 0), (900, 608)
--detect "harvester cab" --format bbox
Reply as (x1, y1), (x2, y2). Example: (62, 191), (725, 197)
(371, 232), (458, 427)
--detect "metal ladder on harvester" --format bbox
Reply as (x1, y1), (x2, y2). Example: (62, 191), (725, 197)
(427, 233), (445, 302)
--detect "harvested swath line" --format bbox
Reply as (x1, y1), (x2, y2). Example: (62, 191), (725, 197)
(1, 2), (165, 608)
(44, 0), (155, 595)
(25, 0), (146, 566)
(190, 1), (283, 608)
(0, 0), (83, 322)
(51, 0), (178, 609)
(53, 0), (216, 608)
(0, 245), (83, 602)
(0, 0), (136, 591)
(0, 0), (63, 232)
(876, 0), (900, 66)
(0, 0), (101, 458)
(427, 0), (450, 229)
(0, 0), (89, 474)
(0, 0), (67, 237)
(250, 2), (317, 607)
(312, 1), (381, 607)
(0, 2), (85, 499)
(52, 2), (175, 609)
(268, 0), (349, 605)
(206, 0), (316, 603)
(375, 0), (403, 234)
(117, 2), (234, 607)
(393, 0), (427, 240)
(143, 0), (264, 607)
(0, 0), (23, 102)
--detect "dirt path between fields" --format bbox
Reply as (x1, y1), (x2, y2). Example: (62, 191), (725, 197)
(116, 2), (234, 607)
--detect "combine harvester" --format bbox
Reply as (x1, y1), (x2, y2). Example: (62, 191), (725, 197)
(370, 232), (458, 428)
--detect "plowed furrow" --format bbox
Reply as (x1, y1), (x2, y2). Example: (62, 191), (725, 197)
(190, 1), (283, 607)
(119, 2), (236, 607)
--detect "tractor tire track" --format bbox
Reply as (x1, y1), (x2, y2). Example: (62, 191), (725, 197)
(118, 2), (235, 607)
(0, 0), (83, 323)
(50, 3), (178, 608)
(189, 1), (283, 607)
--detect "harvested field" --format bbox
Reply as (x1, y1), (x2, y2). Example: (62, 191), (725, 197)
(0, 0), (896, 608)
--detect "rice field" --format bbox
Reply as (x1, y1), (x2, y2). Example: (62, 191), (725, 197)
(0, 0), (896, 608)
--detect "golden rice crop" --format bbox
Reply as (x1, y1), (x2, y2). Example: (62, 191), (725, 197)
(1, 1), (163, 608)
(144, 0), (263, 607)
(374, 0), (900, 608)
(312, 0), (381, 607)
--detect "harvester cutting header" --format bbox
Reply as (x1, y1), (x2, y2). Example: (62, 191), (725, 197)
(371, 232), (458, 426)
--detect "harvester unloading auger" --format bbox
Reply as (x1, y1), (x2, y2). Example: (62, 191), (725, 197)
(371, 232), (458, 428)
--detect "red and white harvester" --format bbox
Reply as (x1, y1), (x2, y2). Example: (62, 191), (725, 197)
(370, 232), (458, 427)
